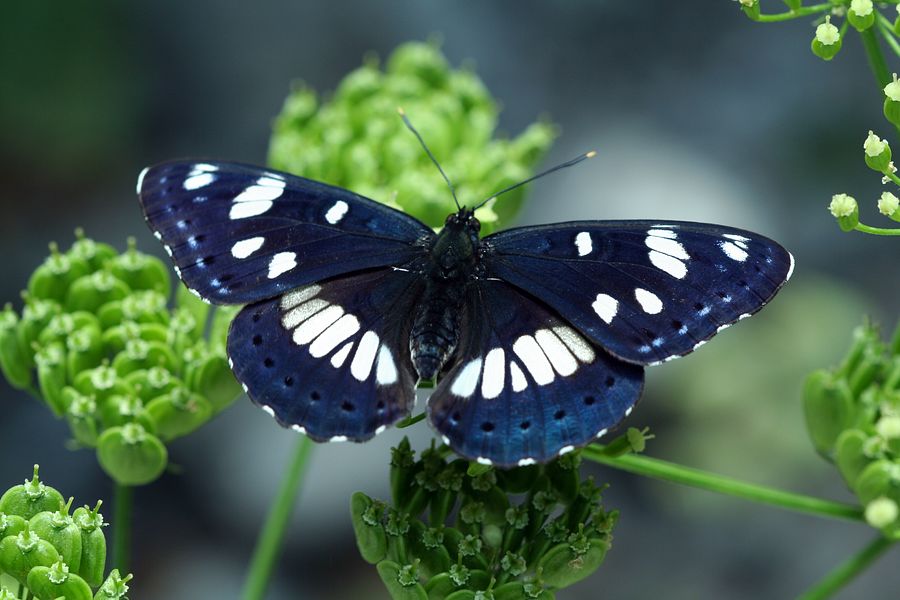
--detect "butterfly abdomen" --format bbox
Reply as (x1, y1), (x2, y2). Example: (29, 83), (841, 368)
(410, 279), (466, 380)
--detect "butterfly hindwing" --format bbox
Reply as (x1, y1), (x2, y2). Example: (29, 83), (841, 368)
(227, 268), (424, 441)
(428, 280), (644, 467)
(482, 220), (793, 365)
(137, 161), (433, 305)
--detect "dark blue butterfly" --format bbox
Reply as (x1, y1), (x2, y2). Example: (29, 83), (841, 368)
(137, 159), (793, 467)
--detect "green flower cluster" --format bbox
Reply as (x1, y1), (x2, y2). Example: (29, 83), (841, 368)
(0, 231), (240, 486)
(351, 439), (616, 600)
(803, 321), (900, 536)
(268, 41), (556, 233)
(0, 465), (132, 599)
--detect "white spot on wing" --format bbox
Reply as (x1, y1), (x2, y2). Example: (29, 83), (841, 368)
(281, 285), (321, 310)
(267, 252), (297, 279)
(592, 293), (618, 324)
(230, 201), (273, 219)
(309, 314), (361, 358)
(645, 235), (689, 260)
(513, 335), (554, 385)
(292, 305), (344, 345)
(596, 428), (608, 438)
(648, 250), (687, 279)
(330, 341), (353, 368)
(330, 435), (348, 442)
(452, 358), (484, 397)
(693, 340), (707, 351)
(552, 326), (595, 363)
(716, 323), (731, 333)
(575, 231), (592, 256)
(558, 445), (575, 456)
(184, 173), (215, 190)
(231, 236), (265, 259)
(634, 288), (663, 314)
(235, 182), (285, 203)
(647, 228), (678, 239)
(720, 240), (748, 262)
(282, 298), (329, 329)
(476, 457), (492, 465)
(534, 329), (577, 376)
(517, 458), (537, 466)
(481, 349), (505, 399)
(291, 424), (307, 434)
(261, 405), (275, 417)
(786, 252), (795, 281)
(136, 167), (149, 194)
(351, 331), (380, 381)
(510, 361), (527, 392)
(325, 200), (349, 224)
(375, 425), (387, 435)
(376, 345), (398, 385)
(723, 233), (750, 242)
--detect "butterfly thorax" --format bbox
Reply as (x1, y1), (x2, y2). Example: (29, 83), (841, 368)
(410, 209), (482, 380)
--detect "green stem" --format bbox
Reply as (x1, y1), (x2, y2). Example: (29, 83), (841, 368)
(582, 446), (864, 522)
(751, 3), (831, 22)
(877, 13), (900, 59)
(241, 436), (314, 600)
(861, 27), (892, 89)
(854, 222), (900, 235)
(112, 483), (133, 572)
(797, 536), (895, 600)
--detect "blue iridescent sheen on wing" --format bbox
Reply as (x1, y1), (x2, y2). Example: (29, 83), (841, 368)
(482, 220), (793, 365)
(137, 161), (433, 304)
(227, 268), (424, 441)
(428, 280), (644, 467)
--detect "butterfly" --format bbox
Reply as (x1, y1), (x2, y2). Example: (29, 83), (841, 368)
(136, 142), (793, 467)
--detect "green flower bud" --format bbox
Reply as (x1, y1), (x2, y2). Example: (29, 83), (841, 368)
(864, 131), (892, 172)
(64, 271), (131, 313)
(802, 370), (855, 456)
(739, 0), (760, 21)
(167, 308), (202, 354)
(546, 458), (580, 504)
(68, 229), (117, 272)
(835, 429), (874, 489)
(0, 305), (32, 390)
(811, 16), (842, 61)
(406, 521), (451, 579)
(27, 243), (91, 303)
(878, 191), (900, 221)
(448, 563), (470, 586)
(390, 438), (417, 509)
(853, 460), (899, 504)
(112, 339), (178, 376)
(0, 528), (60, 584)
(93, 569), (132, 600)
(865, 496), (899, 529)
(146, 387), (212, 441)
(0, 588), (16, 600)
(375, 560), (428, 600)
(458, 534), (482, 557)
(884, 74), (900, 127)
(72, 501), (107, 587)
(29, 497), (82, 573)
(35, 343), (67, 416)
(37, 311), (100, 348)
(0, 513), (27, 540)
(101, 322), (168, 356)
(828, 193), (859, 232)
(0, 466), (65, 520)
(66, 325), (105, 381)
(97, 424), (168, 486)
(98, 290), (169, 329)
(106, 238), (172, 295)
(98, 394), (155, 432)
(125, 367), (181, 403)
(848, 0), (875, 31)
(73, 365), (134, 407)
(184, 352), (239, 412)
(175, 284), (211, 340)
(500, 551), (527, 577)
(537, 536), (610, 588)
(26, 560), (93, 600)
(17, 298), (60, 355)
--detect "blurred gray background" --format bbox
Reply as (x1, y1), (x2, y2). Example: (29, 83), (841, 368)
(1, 1), (897, 598)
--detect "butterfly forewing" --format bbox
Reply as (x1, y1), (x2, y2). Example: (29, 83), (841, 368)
(428, 280), (644, 467)
(137, 161), (433, 304)
(227, 268), (424, 441)
(483, 221), (793, 365)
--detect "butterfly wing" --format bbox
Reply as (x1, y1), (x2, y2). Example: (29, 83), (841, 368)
(137, 160), (433, 304)
(227, 268), (424, 441)
(482, 220), (793, 365)
(428, 280), (644, 467)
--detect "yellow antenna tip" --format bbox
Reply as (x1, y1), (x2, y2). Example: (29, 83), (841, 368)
(397, 106), (406, 116)
(586, 150), (597, 158)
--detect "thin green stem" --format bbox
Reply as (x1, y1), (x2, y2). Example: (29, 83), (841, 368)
(797, 536), (895, 600)
(241, 436), (314, 600)
(583, 446), (864, 522)
(861, 27), (892, 89)
(751, 3), (831, 22)
(854, 222), (900, 235)
(877, 13), (900, 59)
(112, 483), (133, 572)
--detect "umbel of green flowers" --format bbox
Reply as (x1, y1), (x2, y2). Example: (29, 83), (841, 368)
(351, 438), (616, 600)
(268, 40), (556, 233)
(0, 465), (133, 599)
(803, 320), (900, 537)
(0, 232), (241, 486)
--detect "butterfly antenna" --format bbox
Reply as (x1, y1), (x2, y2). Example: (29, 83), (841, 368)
(473, 150), (597, 210)
(398, 107), (462, 211)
